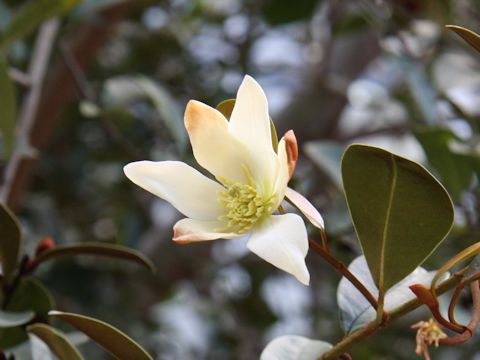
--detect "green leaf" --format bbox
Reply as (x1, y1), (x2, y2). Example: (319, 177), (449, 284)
(8, 331), (88, 359)
(260, 335), (332, 360)
(0, 310), (34, 328)
(0, 203), (21, 281)
(32, 242), (155, 273)
(262, 0), (318, 25)
(446, 25), (480, 53)
(27, 324), (84, 360)
(0, 57), (16, 158)
(0, 277), (54, 349)
(49, 311), (153, 360)
(415, 127), (473, 199)
(341, 144), (454, 292)
(1, 0), (80, 50)
(215, 98), (279, 152)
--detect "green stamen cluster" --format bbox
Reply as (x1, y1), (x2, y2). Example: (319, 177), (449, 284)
(216, 178), (276, 234)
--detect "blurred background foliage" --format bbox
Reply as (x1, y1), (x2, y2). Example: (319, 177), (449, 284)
(2, 0), (480, 358)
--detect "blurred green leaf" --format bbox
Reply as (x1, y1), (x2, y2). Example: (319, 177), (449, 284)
(0, 203), (21, 281)
(0, 0), (80, 50)
(102, 76), (187, 152)
(0, 310), (34, 328)
(0, 277), (54, 348)
(27, 324), (84, 360)
(0, 56), (16, 158)
(32, 242), (155, 273)
(49, 311), (153, 360)
(262, 0), (318, 25)
(216, 98), (279, 152)
(8, 332), (88, 359)
(415, 127), (473, 199)
(304, 140), (344, 189)
(342, 144), (454, 292)
(447, 25), (480, 53)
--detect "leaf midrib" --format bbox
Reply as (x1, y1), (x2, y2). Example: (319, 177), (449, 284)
(378, 154), (397, 292)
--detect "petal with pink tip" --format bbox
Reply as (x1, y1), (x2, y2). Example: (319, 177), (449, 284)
(173, 218), (239, 243)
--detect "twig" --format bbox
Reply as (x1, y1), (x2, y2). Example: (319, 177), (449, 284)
(320, 269), (466, 360)
(8, 68), (31, 87)
(0, 19), (60, 204)
(309, 239), (378, 310)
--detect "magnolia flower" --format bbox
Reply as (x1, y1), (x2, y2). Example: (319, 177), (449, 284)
(124, 75), (310, 285)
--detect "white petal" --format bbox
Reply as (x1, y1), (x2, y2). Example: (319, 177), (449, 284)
(185, 100), (252, 183)
(285, 187), (325, 230)
(124, 161), (223, 220)
(273, 138), (289, 205)
(229, 75), (278, 187)
(173, 218), (239, 243)
(247, 214), (310, 285)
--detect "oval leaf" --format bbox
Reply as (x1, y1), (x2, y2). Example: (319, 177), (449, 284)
(0, 310), (34, 328)
(261, 335), (332, 360)
(0, 277), (54, 349)
(341, 144), (454, 291)
(216, 98), (279, 151)
(33, 242), (155, 273)
(49, 311), (153, 360)
(0, 57), (16, 158)
(0, 203), (21, 281)
(446, 25), (480, 53)
(27, 324), (84, 360)
(1, 0), (80, 50)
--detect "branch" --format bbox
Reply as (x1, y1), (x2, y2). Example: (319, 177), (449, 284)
(320, 269), (465, 360)
(0, 19), (60, 205)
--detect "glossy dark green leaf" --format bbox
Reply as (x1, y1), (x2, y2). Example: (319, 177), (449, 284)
(27, 324), (84, 360)
(0, 277), (54, 349)
(415, 127), (473, 199)
(1, 0), (80, 50)
(216, 98), (279, 151)
(33, 242), (155, 272)
(49, 311), (153, 360)
(0, 310), (34, 328)
(0, 203), (21, 281)
(342, 144), (454, 292)
(447, 25), (480, 53)
(0, 57), (16, 158)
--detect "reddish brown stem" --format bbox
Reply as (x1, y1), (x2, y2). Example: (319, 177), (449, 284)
(441, 280), (480, 345)
(308, 239), (378, 310)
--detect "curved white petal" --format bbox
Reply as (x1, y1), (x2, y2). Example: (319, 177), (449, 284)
(247, 214), (310, 285)
(285, 187), (325, 230)
(229, 75), (278, 188)
(273, 138), (290, 206)
(124, 161), (223, 221)
(184, 100), (253, 183)
(173, 218), (239, 243)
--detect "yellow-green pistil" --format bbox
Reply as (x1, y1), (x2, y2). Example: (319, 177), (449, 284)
(216, 170), (277, 234)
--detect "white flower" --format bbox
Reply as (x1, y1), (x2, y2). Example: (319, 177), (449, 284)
(124, 75), (310, 285)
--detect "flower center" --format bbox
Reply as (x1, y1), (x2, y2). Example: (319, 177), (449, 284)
(216, 171), (277, 234)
